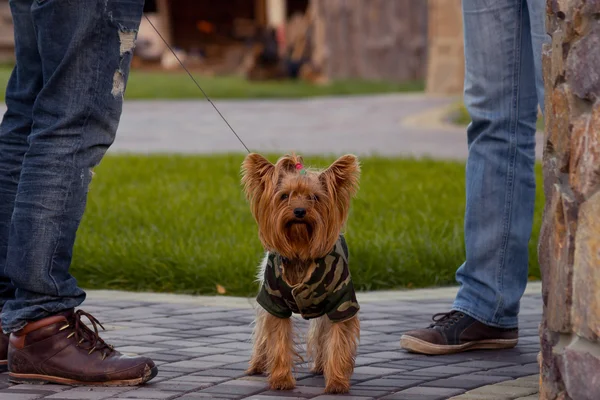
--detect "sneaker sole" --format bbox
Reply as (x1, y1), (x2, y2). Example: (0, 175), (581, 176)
(8, 365), (158, 387)
(400, 335), (518, 355)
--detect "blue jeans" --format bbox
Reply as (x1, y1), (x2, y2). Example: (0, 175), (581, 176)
(452, 0), (549, 329)
(0, 0), (144, 333)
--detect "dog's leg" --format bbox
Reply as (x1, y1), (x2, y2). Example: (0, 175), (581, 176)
(323, 316), (360, 394)
(247, 308), (269, 375)
(307, 316), (330, 374)
(264, 312), (296, 390)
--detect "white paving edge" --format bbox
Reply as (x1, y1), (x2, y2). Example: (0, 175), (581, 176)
(84, 281), (542, 309)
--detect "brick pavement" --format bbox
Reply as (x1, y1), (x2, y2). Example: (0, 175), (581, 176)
(0, 287), (542, 400)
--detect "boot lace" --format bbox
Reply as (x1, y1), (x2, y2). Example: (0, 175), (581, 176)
(429, 311), (465, 329)
(59, 310), (115, 361)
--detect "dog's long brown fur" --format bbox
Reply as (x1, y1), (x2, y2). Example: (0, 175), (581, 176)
(308, 316), (360, 392)
(242, 153), (360, 394)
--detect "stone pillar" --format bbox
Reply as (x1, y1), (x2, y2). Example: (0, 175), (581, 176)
(538, 1), (600, 399)
(425, 0), (464, 96)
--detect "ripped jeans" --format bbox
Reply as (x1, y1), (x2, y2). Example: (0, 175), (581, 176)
(0, 0), (144, 333)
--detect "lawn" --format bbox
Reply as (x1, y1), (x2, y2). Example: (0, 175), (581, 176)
(0, 66), (423, 101)
(72, 154), (544, 297)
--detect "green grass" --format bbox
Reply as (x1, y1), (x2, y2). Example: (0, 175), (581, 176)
(452, 102), (545, 131)
(0, 66), (423, 101)
(72, 154), (544, 297)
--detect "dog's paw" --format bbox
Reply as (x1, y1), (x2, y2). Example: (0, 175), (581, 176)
(324, 380), (350, 394)
(269, 375), (296, 391)
(246, 366), (264, 376)
(311, 365), (324, 375)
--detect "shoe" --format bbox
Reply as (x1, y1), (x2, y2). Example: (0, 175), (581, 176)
(8, 309), (158, 386)
(400, 310), (518, 355)
(0, 322), (7, 372)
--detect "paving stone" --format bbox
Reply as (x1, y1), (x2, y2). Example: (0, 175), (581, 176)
(244, 396), (307, 400)
(363, 351), (415, 360)
(494, 376), (541, 389)
(366, 362), (410, 371)
(192, 354), (250, 364)
(115, 388), (178, 399)
(382, 386), (466, 400)
(214, 342), (254, 350)
(353, 355), (384, 365)
(178, 394), (237, 400)
(476, 363), (541, 378)
(448, 394), (513, 400)
(0, 392), (48, 400)
(221, 362), (255, 371)
(118, 345), (169, 354)
(142, 353), (191, 362)
(296, 376), (326, 387)
(169, 375), (230, 385)
(398, 360), (445, 369)
(467, 383), (538, 397)
(198, 381), (266, 396)
(7, 385), (70, 393)
(145, 380), (213, 392)
(160, 360), (226, 372)
(352, 366), (401, 376)
(192, 369), (246, 378)
(451, 360), (516, 369)
(312, 396), (374, 400)
(354, 378), (425, 389)
(45, 387), (133, 399)
(426, 374), (513, 390)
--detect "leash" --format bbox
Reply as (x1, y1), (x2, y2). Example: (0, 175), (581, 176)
(142, 15), (251, 154)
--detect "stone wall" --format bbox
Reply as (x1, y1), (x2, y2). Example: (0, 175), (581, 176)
(425, 0), (464, 95)
(538, 0), (600, 399)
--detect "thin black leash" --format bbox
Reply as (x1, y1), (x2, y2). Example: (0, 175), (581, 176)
(142, 15), (251, 154)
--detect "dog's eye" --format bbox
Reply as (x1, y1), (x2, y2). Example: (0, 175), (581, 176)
(313, 195), (319, 202)
(281, 193), (289, 201)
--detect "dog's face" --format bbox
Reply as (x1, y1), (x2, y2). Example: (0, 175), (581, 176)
(242, 153), (360, 261)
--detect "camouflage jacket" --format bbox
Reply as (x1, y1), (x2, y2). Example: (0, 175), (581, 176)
(256, 235), (359, 323)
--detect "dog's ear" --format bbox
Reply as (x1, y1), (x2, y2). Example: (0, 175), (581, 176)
(319, 154), (360, 199)
(241, 153), (275, 201)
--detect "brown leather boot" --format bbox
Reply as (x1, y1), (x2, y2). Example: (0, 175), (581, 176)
(0, 322), (8, 372)
(8, 309), (157, 386)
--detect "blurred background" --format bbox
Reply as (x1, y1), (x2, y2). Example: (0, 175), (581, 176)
(0, 0), (464, 96)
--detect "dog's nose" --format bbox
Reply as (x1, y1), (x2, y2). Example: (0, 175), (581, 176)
(294, 208), (306, 218)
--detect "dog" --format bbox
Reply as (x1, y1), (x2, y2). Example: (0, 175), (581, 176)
(241, 152), (361, 394)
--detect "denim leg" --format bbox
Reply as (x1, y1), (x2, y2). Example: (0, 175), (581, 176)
(0, 0), (43, 311)
(527, 0), (549, 114)
(1, 0), (144, 333)
(452, 0), (548, 328)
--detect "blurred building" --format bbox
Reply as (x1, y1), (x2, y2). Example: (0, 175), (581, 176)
(0, 0), (465, 95)
(0, 0), (12, 63)
(139, 0), (432, 85)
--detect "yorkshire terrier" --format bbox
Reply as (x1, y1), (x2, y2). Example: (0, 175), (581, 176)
(241, 152), (361, 394)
